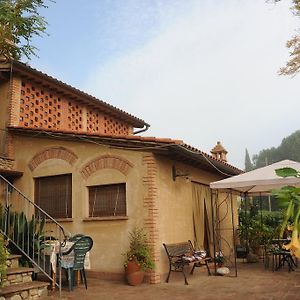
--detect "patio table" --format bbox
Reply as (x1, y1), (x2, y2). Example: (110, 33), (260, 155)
(43, 240), (91, 290)
(270, 239), (296, 272)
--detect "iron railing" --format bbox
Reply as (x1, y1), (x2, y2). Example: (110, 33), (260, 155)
(0, 174), (68, 294)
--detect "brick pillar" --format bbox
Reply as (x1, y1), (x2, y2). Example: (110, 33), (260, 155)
(5, 75), (21, 159)
(142, 153), (160, 284)
(8, 76), (21, 127)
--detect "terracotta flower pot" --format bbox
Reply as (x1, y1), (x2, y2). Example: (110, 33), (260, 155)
(126, 259), (141, 274)
(126, 270), (145, 286)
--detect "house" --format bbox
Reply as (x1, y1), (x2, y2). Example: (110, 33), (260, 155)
(0, 60), (241, 284)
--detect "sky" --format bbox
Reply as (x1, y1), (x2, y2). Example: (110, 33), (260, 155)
(28, 0), (300, 169)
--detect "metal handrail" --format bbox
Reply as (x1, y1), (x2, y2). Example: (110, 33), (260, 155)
(0, 175), (66, 235)
(0, 174), (68, 295)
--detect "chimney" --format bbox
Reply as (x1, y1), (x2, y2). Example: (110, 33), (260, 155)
(210, 141), (228, 162)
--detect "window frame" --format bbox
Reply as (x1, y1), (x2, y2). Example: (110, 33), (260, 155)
(88, 182), (127, 218)
(34, 173), (72, 219)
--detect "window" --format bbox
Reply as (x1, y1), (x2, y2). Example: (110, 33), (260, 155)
(35, 174), (72, 218)
(89, 183), (126, 217)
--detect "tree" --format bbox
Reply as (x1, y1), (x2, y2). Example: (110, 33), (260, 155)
(275, 0), (300, 76)
(244, 148), (254, 172)
(252, 130), (300, 169)
(0, 0), (50, 61)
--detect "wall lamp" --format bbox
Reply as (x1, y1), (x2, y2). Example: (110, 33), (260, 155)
(172, 165), (191, 181)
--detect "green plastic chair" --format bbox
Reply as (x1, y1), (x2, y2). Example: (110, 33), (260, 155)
(69, 233), (85, 242)
(60, 236), (93, 291)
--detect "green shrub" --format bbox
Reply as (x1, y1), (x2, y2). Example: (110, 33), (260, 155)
(0, 233), (8, 287)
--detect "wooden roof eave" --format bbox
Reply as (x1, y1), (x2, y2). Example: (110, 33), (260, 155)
(156, 144), (241, 177)
(7, 126), (172, 150)
(0, 168), (23, 179)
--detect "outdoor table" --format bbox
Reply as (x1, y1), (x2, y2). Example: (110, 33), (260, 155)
(43, 240), (91, 290)
(271, 239), (296, 272)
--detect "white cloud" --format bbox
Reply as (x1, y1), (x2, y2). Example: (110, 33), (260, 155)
(85, 0), (300, 169)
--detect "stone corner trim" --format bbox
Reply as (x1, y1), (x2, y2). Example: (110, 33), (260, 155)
(80, 155), (133, 179)
(28, 147), (78, 171)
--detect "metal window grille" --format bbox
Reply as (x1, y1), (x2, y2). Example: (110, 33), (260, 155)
(89, 183), (126, 217)
(34, 174), (72, 218)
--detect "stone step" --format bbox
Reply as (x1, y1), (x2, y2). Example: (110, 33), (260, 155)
(0, 281), (49, 299)
(6, 267), (34, 276)
(6, 255), (22, 269)
(3, 267), (34, 287)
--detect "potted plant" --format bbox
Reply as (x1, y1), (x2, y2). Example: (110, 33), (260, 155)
(214, 251), (225, 267)
(238, 209), (281, 262)
(123, 227), (155, 286)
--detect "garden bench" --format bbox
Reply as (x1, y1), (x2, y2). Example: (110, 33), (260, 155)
(163, 240), (211, 285)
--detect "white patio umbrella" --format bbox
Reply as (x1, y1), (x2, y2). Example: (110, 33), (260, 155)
(210, 159), (300, 194)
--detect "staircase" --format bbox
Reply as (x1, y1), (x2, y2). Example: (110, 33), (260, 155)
(0, 174), (68, 294)
(0, 254), (49, 300)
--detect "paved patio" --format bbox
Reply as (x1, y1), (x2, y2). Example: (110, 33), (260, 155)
(41, 260), (300, 300)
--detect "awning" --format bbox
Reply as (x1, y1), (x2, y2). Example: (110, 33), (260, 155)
(210, 159), (300, 194)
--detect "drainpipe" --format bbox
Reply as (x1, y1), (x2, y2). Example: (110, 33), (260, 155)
(133, 124), (150, 135)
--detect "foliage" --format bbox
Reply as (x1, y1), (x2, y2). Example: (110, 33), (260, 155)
(0, 0), (51, 61)
(123, 227), (155, 271)
(214, 251), (225, 264)
(275, 167), (300, 178)
(0, 233), (9, 287)
(270, 0), (300, 75)
(244, 148), (254, 172)
(238, 210), (282, 249)
(278, 0), (300, 76)
(252, 130), (300, 169)
(272, 167), (300, 258)
(0, 205), (46, 266)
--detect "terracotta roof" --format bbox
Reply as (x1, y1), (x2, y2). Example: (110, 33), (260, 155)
(177, 142), (240, 175)
(8, 126), (242, 176)
(8, 61), (149, 129)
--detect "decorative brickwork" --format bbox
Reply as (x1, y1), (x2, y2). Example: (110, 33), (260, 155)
(81, 155), (133, 179)
(18, 79), (133, 136)
(86, 110), (131, 135)
(67, 101), (84, 132)
(142, 154), (160, 284)
(28, 147), (78, 171)
(103, 115), (130, 135)
(20, 81), (63, 130)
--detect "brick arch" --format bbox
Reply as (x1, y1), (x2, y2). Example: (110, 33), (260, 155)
(81, 155), (133, 179)
(28, 147), (78, 171)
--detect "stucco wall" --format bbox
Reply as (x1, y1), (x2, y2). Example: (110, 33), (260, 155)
(9, 133), (238, 283)
(154, 156), (238, 277)
(11, 135), (149, 277)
